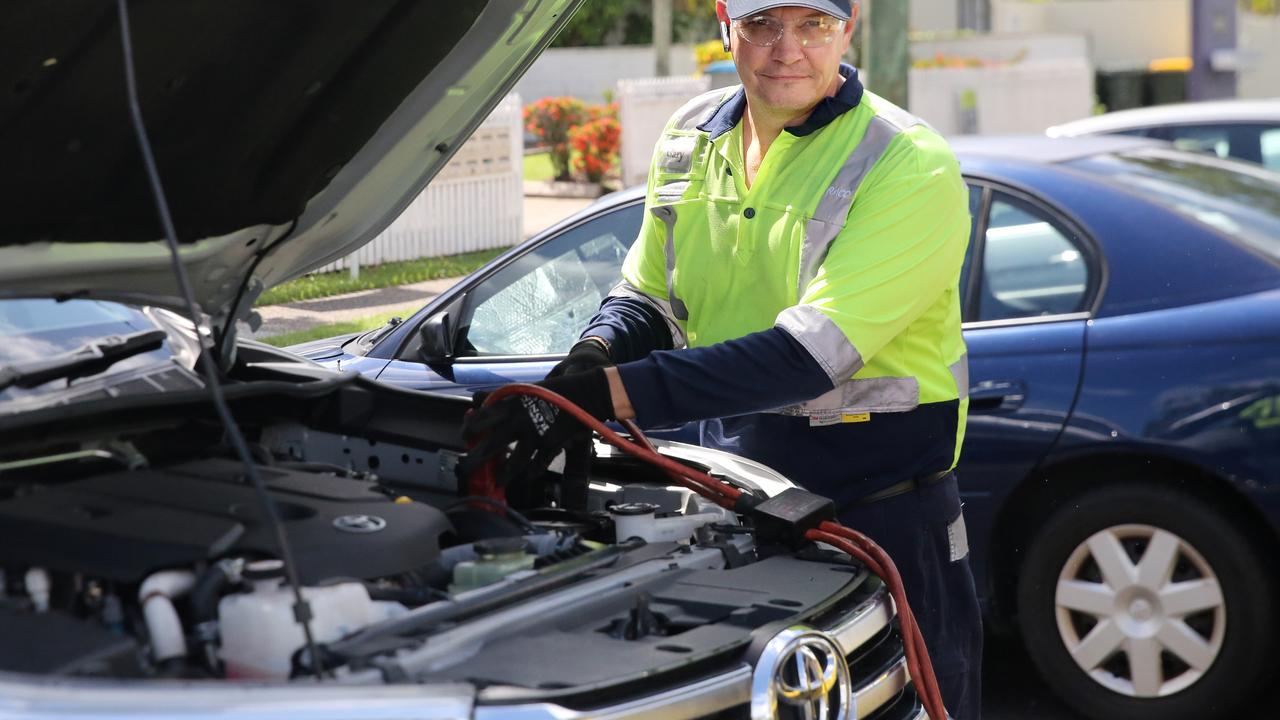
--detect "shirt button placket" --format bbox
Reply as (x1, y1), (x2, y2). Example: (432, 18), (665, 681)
(735, 206), (759, 263)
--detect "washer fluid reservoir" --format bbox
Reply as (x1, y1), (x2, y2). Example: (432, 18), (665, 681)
(218, 560), (404, 679)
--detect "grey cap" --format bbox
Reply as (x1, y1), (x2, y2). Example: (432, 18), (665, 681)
(725, 0), (853, 21)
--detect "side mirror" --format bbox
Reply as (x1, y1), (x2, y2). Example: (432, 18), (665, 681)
(418, 311), (456, 363)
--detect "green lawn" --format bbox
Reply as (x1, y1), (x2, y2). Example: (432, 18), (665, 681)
(523, 151), (554, 181)
(257, 247), (508, 306)
(257, 308), (413, 348)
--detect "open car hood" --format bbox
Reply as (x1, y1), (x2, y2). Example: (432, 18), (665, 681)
(0, 0), (581, 336)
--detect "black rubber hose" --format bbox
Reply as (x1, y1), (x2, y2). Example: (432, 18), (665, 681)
(190, 564), (230, 623)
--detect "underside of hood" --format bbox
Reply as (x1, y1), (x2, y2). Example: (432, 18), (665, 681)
(0, 0), (581, 332)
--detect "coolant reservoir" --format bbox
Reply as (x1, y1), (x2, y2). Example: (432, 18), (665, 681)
(449, 538), (535, 594)
(218, 560), (403, 679)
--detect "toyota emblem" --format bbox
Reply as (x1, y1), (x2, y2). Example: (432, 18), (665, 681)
(332, 514), (387, 534)
(751, 627), (853, 720)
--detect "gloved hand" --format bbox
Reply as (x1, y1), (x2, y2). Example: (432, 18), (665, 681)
(548, 337), (612, 379)
(460, 369), (616, 486)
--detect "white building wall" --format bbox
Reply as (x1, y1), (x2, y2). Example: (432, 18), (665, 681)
(910, 60), (1095, 135)
(513, 44), (700, 103)
(1239, 11), (1280, 99)
(993, 0), (1190, 70)
(908, 31), (1094, 134)
(911, 33), (1091, 64)
(911, 0), (961, 32)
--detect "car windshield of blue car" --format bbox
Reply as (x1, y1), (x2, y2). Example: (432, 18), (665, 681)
(1069, 148), (1280, 262)
(0, 299), (171, 402)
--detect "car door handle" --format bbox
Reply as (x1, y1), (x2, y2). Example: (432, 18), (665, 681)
(968, 380), (1027, 411)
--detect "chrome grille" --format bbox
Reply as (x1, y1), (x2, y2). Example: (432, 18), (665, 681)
(474, 584), (913, 720)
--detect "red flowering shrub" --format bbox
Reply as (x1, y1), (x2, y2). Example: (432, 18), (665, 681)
(587, 101), (619, 123)
(523, 97), (588, 181)
(568, 117), (621, 183)
(525, 97), (622, 183)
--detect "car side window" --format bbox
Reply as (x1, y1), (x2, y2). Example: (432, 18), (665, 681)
(1261, 128), (1280, 172)
(461, 203), (644, 356)
(959, 183), (986, 320)
(979, 193), (1088, 322)
(1113, 128), (1156, 138)
(1165, 125), (1233, 160)
(1161, 124), (1272, 166)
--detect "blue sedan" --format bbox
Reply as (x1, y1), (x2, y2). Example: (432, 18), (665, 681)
(294, 136), (1280, 720)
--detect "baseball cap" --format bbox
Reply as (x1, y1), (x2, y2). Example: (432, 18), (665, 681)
(725, 0), (853, 21)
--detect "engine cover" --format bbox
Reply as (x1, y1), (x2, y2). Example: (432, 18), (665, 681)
(0, 459), (450, 583)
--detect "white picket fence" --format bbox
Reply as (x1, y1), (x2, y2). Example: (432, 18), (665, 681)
(315, 94), (523, 275)
(617, 76), (712, 188)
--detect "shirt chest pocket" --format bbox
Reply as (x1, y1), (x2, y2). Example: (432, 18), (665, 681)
(652, 134), (708, 203)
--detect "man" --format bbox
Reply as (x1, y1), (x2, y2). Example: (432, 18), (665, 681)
(464, 1), (981, 716)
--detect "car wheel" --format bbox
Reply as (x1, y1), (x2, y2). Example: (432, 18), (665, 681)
(1016, 481), (1276, 720)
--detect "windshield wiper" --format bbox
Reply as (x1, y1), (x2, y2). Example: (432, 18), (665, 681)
(354, 316), (403, 351)
(0, 329), (167, 392)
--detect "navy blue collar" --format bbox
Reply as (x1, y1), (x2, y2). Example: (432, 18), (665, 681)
(696, 63), (864, 140)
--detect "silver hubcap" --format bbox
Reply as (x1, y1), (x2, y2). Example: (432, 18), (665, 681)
(1054, 524), (1226, 698)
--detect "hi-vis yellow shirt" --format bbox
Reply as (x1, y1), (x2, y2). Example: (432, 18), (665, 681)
(616, 85), (971, 462)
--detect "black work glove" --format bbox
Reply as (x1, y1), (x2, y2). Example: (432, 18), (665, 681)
(459, 369), (616, 486)
(538, 339), (612, 504)
(548, 337), (612, 379)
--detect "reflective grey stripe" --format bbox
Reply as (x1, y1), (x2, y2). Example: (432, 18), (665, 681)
(951, 353), (969, 401)
(655, 180), (690, 203)
(669, 87), (735, 131)
(650, 205), (689, 321)
(797, 108), (926, 299)
(874, 99), (936, 134)
(607, 282), (688, 348)
(773, 304), (926, 417)
(775, 305), (863, 385)
(769, 348), (965, 418)
(838, 376), (920, 412)
(774, 376), (921, 418)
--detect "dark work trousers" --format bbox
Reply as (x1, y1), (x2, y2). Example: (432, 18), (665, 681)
(837, 474), (983, 720)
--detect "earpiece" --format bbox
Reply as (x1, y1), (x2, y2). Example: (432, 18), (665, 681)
(714, 1), (731, 53)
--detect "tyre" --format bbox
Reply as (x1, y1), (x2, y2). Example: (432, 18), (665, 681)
(1016, 481), (1276, 720)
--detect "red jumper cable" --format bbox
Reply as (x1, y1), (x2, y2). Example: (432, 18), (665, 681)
(474, 384), (951, 720)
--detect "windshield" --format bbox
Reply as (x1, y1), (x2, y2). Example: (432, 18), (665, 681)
(1068, 148), (1280, 262)
(0, 299), (172, 402)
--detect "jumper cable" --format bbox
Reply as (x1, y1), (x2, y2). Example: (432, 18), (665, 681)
(474, 383), (951, 720)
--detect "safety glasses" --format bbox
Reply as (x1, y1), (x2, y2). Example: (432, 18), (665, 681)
(732, 13), (846, 48)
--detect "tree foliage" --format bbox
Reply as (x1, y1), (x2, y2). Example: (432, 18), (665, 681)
(553, 0), (720, 47)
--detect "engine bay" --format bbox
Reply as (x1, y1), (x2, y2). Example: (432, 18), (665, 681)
(0, 371), (867, 689)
